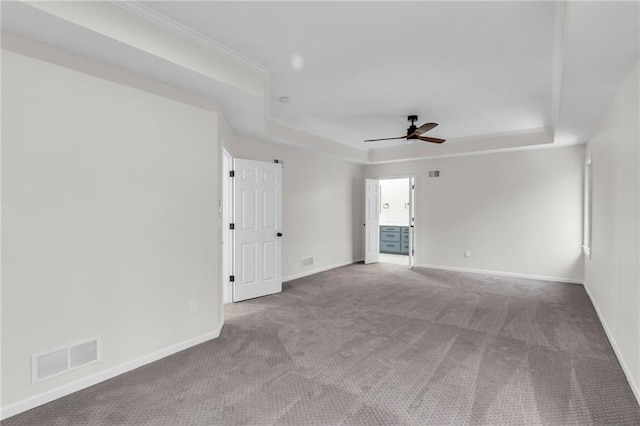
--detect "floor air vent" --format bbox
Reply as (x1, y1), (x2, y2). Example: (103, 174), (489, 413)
(32, 337), (100, 383)
(301, 257), (314, 268)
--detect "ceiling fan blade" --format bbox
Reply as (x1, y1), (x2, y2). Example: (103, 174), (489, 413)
(363, 136), (407, 142)
(412, 122), (438, 136)
(418, 136), (446, 144)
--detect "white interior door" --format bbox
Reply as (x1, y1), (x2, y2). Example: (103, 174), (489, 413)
(232, 159), (282, 302)
(222, 149), (232, 304)
(364, 178), (380, 264)
(409, 177), (416, 268)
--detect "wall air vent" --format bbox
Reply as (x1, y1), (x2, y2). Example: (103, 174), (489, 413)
(32, 337), (100, 383)
(70, 339), (99, 369)
(35, 349), (68, 381)
(301, 257), (314, 268)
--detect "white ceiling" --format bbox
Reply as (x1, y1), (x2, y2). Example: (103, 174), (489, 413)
(2, 1), (638, 162)
(143, 1), (556, 149)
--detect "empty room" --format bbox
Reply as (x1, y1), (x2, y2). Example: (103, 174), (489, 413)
(1, 1), (639, 425)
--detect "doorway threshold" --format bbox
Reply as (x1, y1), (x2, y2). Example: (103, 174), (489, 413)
(379, 253), (409, 265)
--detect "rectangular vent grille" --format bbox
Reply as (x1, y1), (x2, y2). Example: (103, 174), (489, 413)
(32, 337), (100, 383)
(36, 349), (68, 380)
(70, 340), (98, 369)
(301, 257), (314, 268)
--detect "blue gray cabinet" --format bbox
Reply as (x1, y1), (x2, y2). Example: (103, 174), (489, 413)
(380, 226), (410, 254)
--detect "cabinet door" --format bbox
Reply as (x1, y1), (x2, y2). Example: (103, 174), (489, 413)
(401, 228), (410, 243)
(381, 242), (401, 253)
(381, 226), (400, 232)
(381, 232), (401, 242)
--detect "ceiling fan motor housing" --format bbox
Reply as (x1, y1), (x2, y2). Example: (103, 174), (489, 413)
(406, 115), (419, 137)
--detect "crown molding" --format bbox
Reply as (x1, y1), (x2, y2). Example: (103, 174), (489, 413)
(368, 127), (552, 154)
(110, 1), (268, 76)
(367, 140), (584, 165)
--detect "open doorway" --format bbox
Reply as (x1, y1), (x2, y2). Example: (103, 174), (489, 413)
(379, 178), (412, 265)
(364, 176), (416, 268)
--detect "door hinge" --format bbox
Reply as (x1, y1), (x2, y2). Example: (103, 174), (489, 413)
(412, 184), (415, 189)
(229, 275), (235, 282)
(229, 170), (235, 177)
(229, 223), (235, 230)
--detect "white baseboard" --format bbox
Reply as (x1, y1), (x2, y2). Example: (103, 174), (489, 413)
(283, 259), (362, 283)
(415, 263), (584, 284)
(1, 320), (225, 421)
(583, 283), (640, 404)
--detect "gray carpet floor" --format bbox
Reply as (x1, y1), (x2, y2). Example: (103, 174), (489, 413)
(4, 263), (640, 425)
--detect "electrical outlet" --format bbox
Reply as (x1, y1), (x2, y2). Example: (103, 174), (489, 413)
(189, 300), (197, 314)
(464, 250), (471, 258)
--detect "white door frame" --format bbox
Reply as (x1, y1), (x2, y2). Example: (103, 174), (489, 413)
(368, 175), (417, 269)
(222, 147), (233, 304)
(409, 176), (416, 268)
(364, 178), (381, 264)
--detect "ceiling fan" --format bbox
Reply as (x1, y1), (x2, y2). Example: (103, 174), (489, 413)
(364, 115), (446, 144)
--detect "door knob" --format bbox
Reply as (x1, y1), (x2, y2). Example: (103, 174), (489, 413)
(277, 232), (283, 237)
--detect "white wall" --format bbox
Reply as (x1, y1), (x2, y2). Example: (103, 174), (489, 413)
(584, 62), (639, 399)
(0, 36), (364, 417)
(224, 134), (363, 280)
(379, 178), (410, 226)
(1, 51), (222, 411)
(365, 145), (585, 282)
